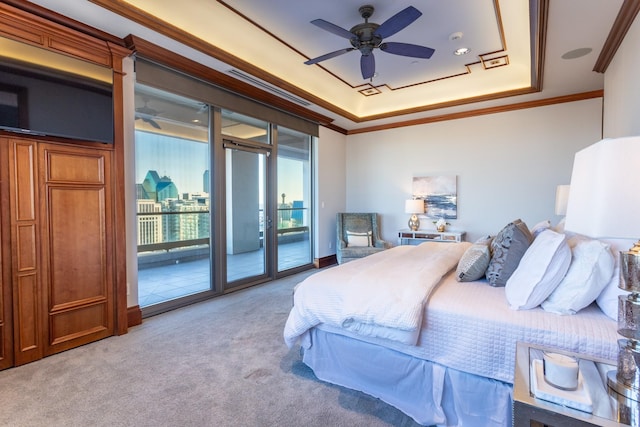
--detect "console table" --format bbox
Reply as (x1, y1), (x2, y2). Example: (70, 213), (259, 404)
(397, 229), (465, 245)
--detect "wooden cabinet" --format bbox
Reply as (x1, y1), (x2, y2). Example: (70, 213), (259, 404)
(1, 137), (116, 366)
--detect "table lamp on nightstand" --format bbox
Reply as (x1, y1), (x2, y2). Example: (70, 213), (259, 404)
(564, 136), (640, 410)
(405, 199), (424, 231)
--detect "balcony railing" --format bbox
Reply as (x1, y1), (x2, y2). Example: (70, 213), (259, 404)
(136, 207), (309, 268)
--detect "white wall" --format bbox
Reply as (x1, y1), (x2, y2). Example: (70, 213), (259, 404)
(340, 98), (603, 244)
(603, 12), (640, 137)
(314, 126), (347, 258)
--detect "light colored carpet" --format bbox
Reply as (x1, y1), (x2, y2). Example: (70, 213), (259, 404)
(0, 269), (423, 427)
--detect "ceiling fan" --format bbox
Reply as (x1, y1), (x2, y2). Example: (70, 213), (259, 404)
(135, 98), (162, 129)
(304, 5), (435, 80)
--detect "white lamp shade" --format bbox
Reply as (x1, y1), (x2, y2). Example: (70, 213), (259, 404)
(564, 136), (640, 238)
(554, 185), (570, 216)
(405, 199), (424, 214)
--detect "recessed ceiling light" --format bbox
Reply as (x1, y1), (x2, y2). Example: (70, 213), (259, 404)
(454, 48), (470, 56)
(561, 47), (593, 60)
(449, 32), (463, 41)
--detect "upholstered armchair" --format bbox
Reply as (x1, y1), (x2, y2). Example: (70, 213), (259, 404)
(336, 212), (387, 264)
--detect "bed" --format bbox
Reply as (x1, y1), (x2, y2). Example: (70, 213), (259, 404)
(283, 227), (620, 427)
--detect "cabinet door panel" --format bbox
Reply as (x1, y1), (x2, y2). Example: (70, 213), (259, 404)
(16, 273), (38, 353)
(8, 140), (42, 366)
(45, 151), (105, 184)
(48, 187), (107, 307)
(49, 303), (107, 346)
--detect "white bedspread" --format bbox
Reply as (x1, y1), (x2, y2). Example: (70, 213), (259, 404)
(284, 241), (471, 348)
(313, 271), (619, 383)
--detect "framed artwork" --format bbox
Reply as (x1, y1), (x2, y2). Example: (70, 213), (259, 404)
(412, 175), (458, 219)
(0, 84), (28, 128)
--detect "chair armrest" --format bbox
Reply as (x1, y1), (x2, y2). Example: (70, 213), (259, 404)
(339, 239), (347, 249)
(374, 240), (388, 249)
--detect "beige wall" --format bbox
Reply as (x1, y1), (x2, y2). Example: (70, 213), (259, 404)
(314, 127), (347, 258)
(603, 12), (640, 137)
(337, 98), (603, 245)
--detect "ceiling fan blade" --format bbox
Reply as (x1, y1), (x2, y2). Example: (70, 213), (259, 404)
(380, 42), (435, 59)
(374, 6), (422, 39)
(146, 118), (161, 129)
(361, 53), (375, 80)
(305, 47), (355, 65)
(310, 19), (354, 40)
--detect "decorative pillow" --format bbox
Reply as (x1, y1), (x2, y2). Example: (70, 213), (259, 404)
(541, 238), (614, 315)
(505, 229), (571, 310)
(486, 219), (534, 287)
(530, 220), (551, 238)
(456, 235), (492, 282)
(346, 231), (372, 247)
(596, 248), (626, 320)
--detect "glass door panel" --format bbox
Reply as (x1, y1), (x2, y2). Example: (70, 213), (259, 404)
(277, 128), (312, 272)
(224, 142), (268, 286)
(134, 84), (212, 309)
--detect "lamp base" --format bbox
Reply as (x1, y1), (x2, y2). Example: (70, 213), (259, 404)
(408, 215), (420, 231)
(609, 370), (640, 402)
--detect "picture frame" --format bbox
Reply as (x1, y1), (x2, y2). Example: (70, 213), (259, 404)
(412, 175), (458, 219)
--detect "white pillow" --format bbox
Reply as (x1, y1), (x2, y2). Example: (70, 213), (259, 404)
(530, 220), (551, 238)
(505, 229), (571, 310)
(346, 231), (372, 247)
(596, 249), (627, 320)
(541, 238), (614, 315)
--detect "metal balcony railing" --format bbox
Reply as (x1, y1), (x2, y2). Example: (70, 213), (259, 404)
(136, 207), (309, 255)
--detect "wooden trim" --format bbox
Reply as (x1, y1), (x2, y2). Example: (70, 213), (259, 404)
(127, 305), (142, 328)
(346, 90), (604, 135)
(532, 0), (549, 91)
(2, 0), (125, 47)
(0, 1), (128, 68)
(109, 43), (130, 336)
(593, 0), (640, 73)
(314, 255), (337, 269)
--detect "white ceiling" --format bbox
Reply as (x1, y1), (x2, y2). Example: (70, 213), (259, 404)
(28, 0), (624, 132)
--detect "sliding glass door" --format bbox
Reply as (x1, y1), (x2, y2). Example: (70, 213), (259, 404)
(224, 141), (269, 286)
(133, 74), (314, 315)
(277, 127), (312, 272)
(134, 84), (212, 310)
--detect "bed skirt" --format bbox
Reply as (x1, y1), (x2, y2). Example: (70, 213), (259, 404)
(301, 327), (513, 427)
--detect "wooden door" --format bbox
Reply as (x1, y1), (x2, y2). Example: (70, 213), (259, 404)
(39, 142), (114, 357)
(0, 139), (14, 369)
(7, 139), (42, 365)
(4, 137), (115, 365)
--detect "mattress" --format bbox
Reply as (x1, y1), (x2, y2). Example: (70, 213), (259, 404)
(310, 270), (619, 384)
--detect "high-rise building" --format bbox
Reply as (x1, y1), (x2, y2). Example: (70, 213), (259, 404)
(203, 169), (210, 193)
(137, 199), (163, 245)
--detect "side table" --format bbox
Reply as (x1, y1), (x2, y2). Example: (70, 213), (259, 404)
(513, 342), (630, 426)
(397, 229), (465, 245)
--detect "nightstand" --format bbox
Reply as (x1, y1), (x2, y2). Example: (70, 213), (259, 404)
(397, 229), (465, 245)
(513, 342), (631, 426)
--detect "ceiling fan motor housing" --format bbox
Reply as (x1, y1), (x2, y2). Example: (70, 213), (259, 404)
(350, 22), (382, 54)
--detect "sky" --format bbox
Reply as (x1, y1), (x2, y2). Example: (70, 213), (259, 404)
(135, 131), (304, 202)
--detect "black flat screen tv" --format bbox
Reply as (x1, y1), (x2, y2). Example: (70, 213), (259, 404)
(0, 60), (114, 143)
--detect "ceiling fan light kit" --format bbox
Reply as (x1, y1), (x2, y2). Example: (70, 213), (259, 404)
(304, 4), (435, 80)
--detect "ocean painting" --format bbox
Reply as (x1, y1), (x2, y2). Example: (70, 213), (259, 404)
(412, 175), (457, 219)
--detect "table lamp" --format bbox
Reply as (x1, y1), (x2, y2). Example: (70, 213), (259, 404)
(554, 185), (570, 216)
(405, 199), (424, 231)
(564, 136), (640, 406)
